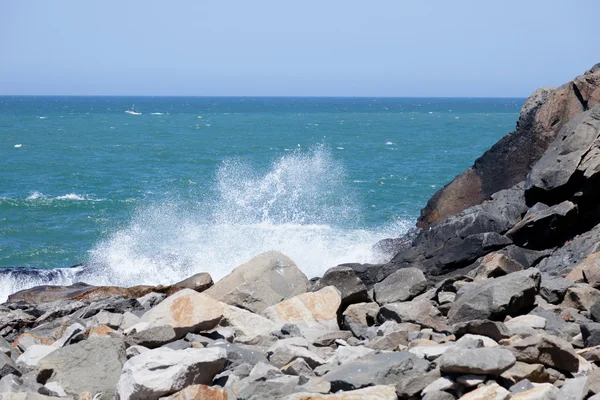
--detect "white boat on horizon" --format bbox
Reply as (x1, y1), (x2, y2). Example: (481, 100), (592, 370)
(125, 105), (142, 115)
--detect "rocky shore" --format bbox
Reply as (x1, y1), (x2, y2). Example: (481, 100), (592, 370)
(1, 64), (600, 400)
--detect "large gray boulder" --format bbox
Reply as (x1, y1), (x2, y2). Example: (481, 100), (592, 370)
(322, 352), (429, 392)
(438, 347), (516, 375)
(373, 267), (427, 305)
(447, 269), (541, 324)
(379, 299), (449, 332)
(205, 251), (309, 313)
(36, 337), (126, 400)
(115, 347), (227, 400)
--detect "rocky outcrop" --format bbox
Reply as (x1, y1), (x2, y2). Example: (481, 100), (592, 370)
(418, 64), (600, 227)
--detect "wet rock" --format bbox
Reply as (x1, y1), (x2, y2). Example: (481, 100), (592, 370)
(447, 268), (541, 324)
(322, 351), (429, 391)
(205, 251), (309, 314)
(116, 347), (227, 400)
(509, 333), (579, 373)
(37, 337), (126, 400)
(263, 286), (341, 341)
(438, 347), (515, 375)
(312, 266), (369, 308)
(373, 267), (427, 305)
(135, 289), (224, 338)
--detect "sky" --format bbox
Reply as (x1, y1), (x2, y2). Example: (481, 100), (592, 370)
(1, 1), (598, 97)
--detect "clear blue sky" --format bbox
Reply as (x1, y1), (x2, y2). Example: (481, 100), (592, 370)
(1, 1), (598, 97)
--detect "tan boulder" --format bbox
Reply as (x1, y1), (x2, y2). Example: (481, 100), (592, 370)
(458, 383), (510, 400)
(159, 384), (227, 400)
(472, 253), (524, 281)
(263, 286), (342, 341)
(582, 252), (600, 288)
(137, 289), (224, 337)
(220, 304), (275, 338)
(205, 251), (309, 314)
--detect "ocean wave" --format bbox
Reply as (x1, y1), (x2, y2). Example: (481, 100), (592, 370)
(19, 192), (102, 202)
(2, 147), (410, 301)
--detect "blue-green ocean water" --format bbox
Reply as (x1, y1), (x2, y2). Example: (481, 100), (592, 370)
(0, 96), (523, 300)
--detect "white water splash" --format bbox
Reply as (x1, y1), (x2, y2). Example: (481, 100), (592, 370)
(84, 146), (409, 287)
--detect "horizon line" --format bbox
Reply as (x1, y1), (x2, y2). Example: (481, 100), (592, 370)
(0, 94), (528, 99)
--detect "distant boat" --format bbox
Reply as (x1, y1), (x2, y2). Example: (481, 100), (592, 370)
(125, 105), (141, 115)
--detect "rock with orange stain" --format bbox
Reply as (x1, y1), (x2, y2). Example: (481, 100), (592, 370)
(263, 286), (341, 341)
(136, 289), (224, 338)
(159, 384), (228, 400)
(88, 324), (116, 337)
(12, 332), (54, 352)
(281, 385), (398, 400)
(205, 251), (309, 314)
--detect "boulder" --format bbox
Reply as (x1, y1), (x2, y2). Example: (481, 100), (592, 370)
(458, 383), (511, 400)
(511, 384), (560, 399)
(220, 304), (275, 338)
(540, 274), (575, 304)
(0, 353), (21, 378)
(267, 343), (324, 369)
(322, 351), (429, 392)
(438, 347), (516, 375)
(581, 323), (600, 347)
(501, 362), (551, 383)
(160, 384), (227, 400)
(379, 299), (449, 332)
(447, 268), (541, 324)
(558, 376), (589, 400)
(263, 286), (341, 341)
(167, 272), (213, 294)
(509, 333), (579, 373)
(116, 347), (227, 400)
(136, 289), (224, 338)
(312, 266), (369, 308)
(16, 345), (56, 368)
(282, 385), (398, 399)
(36, 337), (126, 400)
(470, 253), (524, 281)
(125, 325), (178, 349)
(562, 285), (600, 311)
(505, 201), (577, 249)
(205, 251), (309, 314)
(418, 64), (600, 227)
(453, 319), (511, 342)
(373, 267), (427, 305)
(538, 225), (600, 276)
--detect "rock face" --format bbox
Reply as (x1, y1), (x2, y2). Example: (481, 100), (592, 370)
(116, 347), (227, 400)
(418, 64), (600, 227)
(37, 337), (126, 400)
(205, 251), (309, 313)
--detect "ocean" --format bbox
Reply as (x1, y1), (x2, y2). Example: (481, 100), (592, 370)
(0, 96), (523, 301)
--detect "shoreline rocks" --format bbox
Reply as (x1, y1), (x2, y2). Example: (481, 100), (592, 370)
(2, 64), (600, 399)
